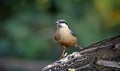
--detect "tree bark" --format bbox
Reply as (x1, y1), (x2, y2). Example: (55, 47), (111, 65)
(42, 35), (120, 71)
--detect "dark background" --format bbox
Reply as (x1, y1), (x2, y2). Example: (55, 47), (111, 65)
(0, 0), (120, 71)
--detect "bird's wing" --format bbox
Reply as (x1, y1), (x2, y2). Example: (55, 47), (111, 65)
(69, 29), (76, 37)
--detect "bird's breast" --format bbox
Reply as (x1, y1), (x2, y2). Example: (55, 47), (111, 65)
(56, 28), (77, 47)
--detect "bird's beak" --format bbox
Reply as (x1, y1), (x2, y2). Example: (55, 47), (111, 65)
(56, 21), (59, 24)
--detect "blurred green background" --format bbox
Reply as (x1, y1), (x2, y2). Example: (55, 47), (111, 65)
(0, 0), (120, 71)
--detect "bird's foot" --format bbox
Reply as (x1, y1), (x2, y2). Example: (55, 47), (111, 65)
(60, 52), (68, 59)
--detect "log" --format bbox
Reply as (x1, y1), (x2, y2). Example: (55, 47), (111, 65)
(42, 35), (120, 71)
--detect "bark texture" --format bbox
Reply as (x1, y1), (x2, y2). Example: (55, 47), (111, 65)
(42, 35), (120, 71)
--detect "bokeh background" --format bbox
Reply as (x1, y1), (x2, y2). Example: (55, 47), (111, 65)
(0, 0), (120, 71)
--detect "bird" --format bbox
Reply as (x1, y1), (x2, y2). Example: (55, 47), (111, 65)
(54, 19), (82, 58)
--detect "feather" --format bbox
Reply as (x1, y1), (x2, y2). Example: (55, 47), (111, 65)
(69, 29), (76, 37)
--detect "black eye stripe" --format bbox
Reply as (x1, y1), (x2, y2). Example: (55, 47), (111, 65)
(59, 21), (66, 23)
(58, 21), (67, 25)
(56, 19), (68, 25)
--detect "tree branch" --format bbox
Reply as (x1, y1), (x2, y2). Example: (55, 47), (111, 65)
(42, 35), (120, 71)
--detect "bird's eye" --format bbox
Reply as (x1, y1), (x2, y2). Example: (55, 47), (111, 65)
(59, 21), (66, 23)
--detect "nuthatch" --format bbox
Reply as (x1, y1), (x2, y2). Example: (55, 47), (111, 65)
(54, 19), (82, 58)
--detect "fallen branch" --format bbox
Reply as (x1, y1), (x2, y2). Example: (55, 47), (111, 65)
(42, 35), (120, 71)
(97, 60), (120, 68)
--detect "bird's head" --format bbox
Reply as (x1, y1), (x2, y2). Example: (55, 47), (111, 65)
(56, 19), (68, 29)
